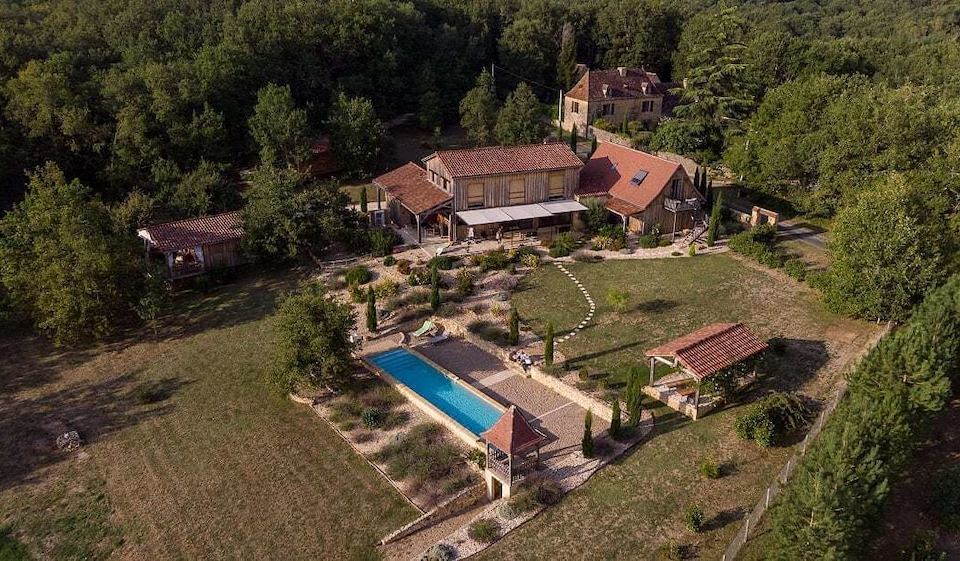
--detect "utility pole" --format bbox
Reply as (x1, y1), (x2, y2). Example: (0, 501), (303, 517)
(557, 89), (563, 129)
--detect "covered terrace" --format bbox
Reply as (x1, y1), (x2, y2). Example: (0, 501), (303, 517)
(455, 199), (587, 245)
(643, 323), (768, 420)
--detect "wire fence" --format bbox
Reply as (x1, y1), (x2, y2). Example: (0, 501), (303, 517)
(721, 322), (892, 561)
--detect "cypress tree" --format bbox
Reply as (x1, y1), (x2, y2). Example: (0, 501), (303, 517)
(508, 308), (520, 345)
(569, 126), (578, 153)
(582, 408), (594, 458)
(544, 322), (554, 366)
(706, 191), (723, 247)
(625, 366), (644, 426)
(706, 178), (714, 210)
(430, 267), (440, 311)
(366, 286), (377, 332)
(359, 186), (368, 214)
(610, 398), (622, 439)
(590, 136), (597, 155)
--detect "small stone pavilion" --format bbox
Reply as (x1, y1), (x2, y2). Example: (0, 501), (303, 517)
(644, 323), (768, 420)
(480, 406), (546, 499)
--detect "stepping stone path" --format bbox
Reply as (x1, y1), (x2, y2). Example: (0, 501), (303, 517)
(553, 262), (595, 345)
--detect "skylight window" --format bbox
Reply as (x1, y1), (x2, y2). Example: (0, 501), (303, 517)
(630, 170), (649, 185)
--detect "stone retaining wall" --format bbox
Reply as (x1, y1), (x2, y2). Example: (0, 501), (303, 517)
(587, 126), (632, 147)
(379, 482), (487, 546)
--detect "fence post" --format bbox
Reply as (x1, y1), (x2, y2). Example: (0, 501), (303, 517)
(765, 488), (771, 508)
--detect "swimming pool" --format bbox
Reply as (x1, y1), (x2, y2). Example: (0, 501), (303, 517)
(369, 347), (503, 436)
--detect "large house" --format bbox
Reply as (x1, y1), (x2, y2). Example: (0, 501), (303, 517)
(577, 142), (704, 236)
(374, 143), (586, 243)
(561, 67), (671, 134)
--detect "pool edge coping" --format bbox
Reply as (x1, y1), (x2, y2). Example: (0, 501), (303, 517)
(360, 345), (507, 451)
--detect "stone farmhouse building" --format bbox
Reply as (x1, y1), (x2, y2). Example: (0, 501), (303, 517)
(561, 66), (671, 134)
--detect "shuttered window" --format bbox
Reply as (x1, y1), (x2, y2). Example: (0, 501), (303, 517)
(509, 179), (525, 204)
(548, 173), (565, 200)
(467, 183), (484, 208)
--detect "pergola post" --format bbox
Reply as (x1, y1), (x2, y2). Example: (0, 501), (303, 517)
(672, 210), (678, 241)
(692, 385), (700, 420)
(415, 213), (422, 244)
(649, 357), (656, 385)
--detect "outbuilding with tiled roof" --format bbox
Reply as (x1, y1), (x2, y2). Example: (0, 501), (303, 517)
(137, 211), (246, 279)
(481, 405), (546, 498)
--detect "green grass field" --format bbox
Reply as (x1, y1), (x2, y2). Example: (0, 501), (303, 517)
(490, 254), (877, 559)
(0, 270), (418, 561)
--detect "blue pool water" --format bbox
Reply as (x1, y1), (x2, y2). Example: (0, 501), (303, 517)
(369, 348), (503, 436)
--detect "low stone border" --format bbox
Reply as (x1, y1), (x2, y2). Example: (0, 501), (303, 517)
(380, 483), (487, 546)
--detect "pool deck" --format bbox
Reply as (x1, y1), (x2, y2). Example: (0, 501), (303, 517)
(410, 339), (608, 458)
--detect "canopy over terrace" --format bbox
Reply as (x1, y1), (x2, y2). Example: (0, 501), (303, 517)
(481, 405), (546, 499)
(644, 323), (768, 419)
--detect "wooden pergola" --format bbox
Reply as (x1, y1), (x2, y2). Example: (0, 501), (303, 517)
(645, 322), (768, 419)
(480, 405), (546, 499)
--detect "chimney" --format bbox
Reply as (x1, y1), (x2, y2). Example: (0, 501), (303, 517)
(602, 84), (609, 98)
(617, 66), (627, 77)
(641, 82), (648, 95)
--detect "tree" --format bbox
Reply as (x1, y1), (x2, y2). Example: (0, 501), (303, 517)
(508, 308), (520, 346)
(557, 22), (577, 90)
(569, 126), (578, 153)
(625, 366), (644, 426)
(581, 408), (594, 458)
(706, 191), (723, 247)
(590, 136), (598, 155)
(583, 197), (608, 232)
(0, 163), (148, 343)
(610, 398), (622, 439)
(366, 286), (377, 332)
(459, 70), (499, 146)
(430, 267), (441, 311)
(359, 186), (368, 214)
(820, 174), (949, 321)
(248, 83), (311, 168)
(669, 3), (754, 161)
(544, 322), (555, 366)
(273, 283), (357, 391)
(595, 0), (677, 74)
(325, 92), (384, 178)
(497, 17), (558, 89)
(241, 166), (363, 261)
(495, 82), (545, 146)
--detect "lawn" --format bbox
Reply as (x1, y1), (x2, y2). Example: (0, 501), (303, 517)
(0, 270), (418, 561)
(341, 183), (378, 205)
(490, 254), (879, 559)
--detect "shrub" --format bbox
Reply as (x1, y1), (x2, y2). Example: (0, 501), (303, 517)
(593, 118), (613, 131)
(373, 424), (463, 486)
(348, 283), (365, 303)
(685, 504), (704, 533)
(657, 541), (684, 561)
(933, 466), (960, 530)
(354, 431), (373, 443)
(407, 266), (431, 287)
(572, 250), (602, 262)
(383, 255), (397, 267)
(735, 392), (813, 448)
(549, 233), (576, 258)
(360, 407), (386, 428)
(396, 259), (412, 274)
(467, 518), (500, 543)
(687, 244), (696, 256)
(456, 267), (475, 297)
(508, 308), (520, 345)
(783, 258), (807, 281)
(699, 458), (720, 480)
(369, 228), (400, 256)
(467, 319), (509, 344)
(728, 230), (785, 269)
(429, 255), (457, 270)
(525, 473), (562, 505)
(520, 252), (541, 268)
(467, 449), (486, 471)
(345, 265), (372, 286)
(500, 491), (538, 519)
(421, 543), (456, 561)
(752, 222), (777, 243)
(373, 278), (400, 299)
(900, 531), (947, 561)
(472, 247), (511, 272)
(638, 234), (659, 249)
(606, 287), (629, 313)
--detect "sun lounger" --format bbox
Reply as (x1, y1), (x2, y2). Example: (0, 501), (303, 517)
(411, 320), (435, 337)
(426, 332), (450, 345)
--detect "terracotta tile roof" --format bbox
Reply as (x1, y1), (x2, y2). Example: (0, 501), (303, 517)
(426, 143), (582, 178)
(566, 67), (667, 102)
(481, 405), (544, 455)
(579, 142), (696, 215)
(303, 135), (339, 176)
(604, 196), (643, 217)
(138, 211), (243, 253)
(373, 162), (452, 215)
(646, 323), (768, 380)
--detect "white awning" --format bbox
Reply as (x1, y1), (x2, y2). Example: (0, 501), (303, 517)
(457, 200), (585, 226)
(540, 200), (589, 214)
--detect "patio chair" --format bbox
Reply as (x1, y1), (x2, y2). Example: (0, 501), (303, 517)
(411, 320), (435, 337)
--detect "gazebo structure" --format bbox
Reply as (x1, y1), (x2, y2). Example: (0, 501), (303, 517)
(480, 405), (546, 499)
(644, 323), (768, 420)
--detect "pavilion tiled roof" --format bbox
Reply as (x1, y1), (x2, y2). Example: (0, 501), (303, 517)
(426, 143), (582, 178)
(138, 211), (243, 253)
(579, 142), (697, 216)
(646, 323), (768, 380)
(566, 67), (667, 102)
(373, 162), (452, 215)
(481, 405), (544, 455)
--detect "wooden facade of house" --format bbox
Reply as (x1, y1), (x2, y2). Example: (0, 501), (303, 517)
(137, 211), (245, 280)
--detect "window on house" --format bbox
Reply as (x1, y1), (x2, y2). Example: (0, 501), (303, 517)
(548, 173), (565, 200)
(430, 170), (438, 184)
(641, 100), (654, 112)
(670, 178), (682, 199)
(509, 179), (525, 204)
(601, 103), (614, 116)
(442, 177), (449, 190)
(571, 101), (580, 114)
(467, 182), (484, 208)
